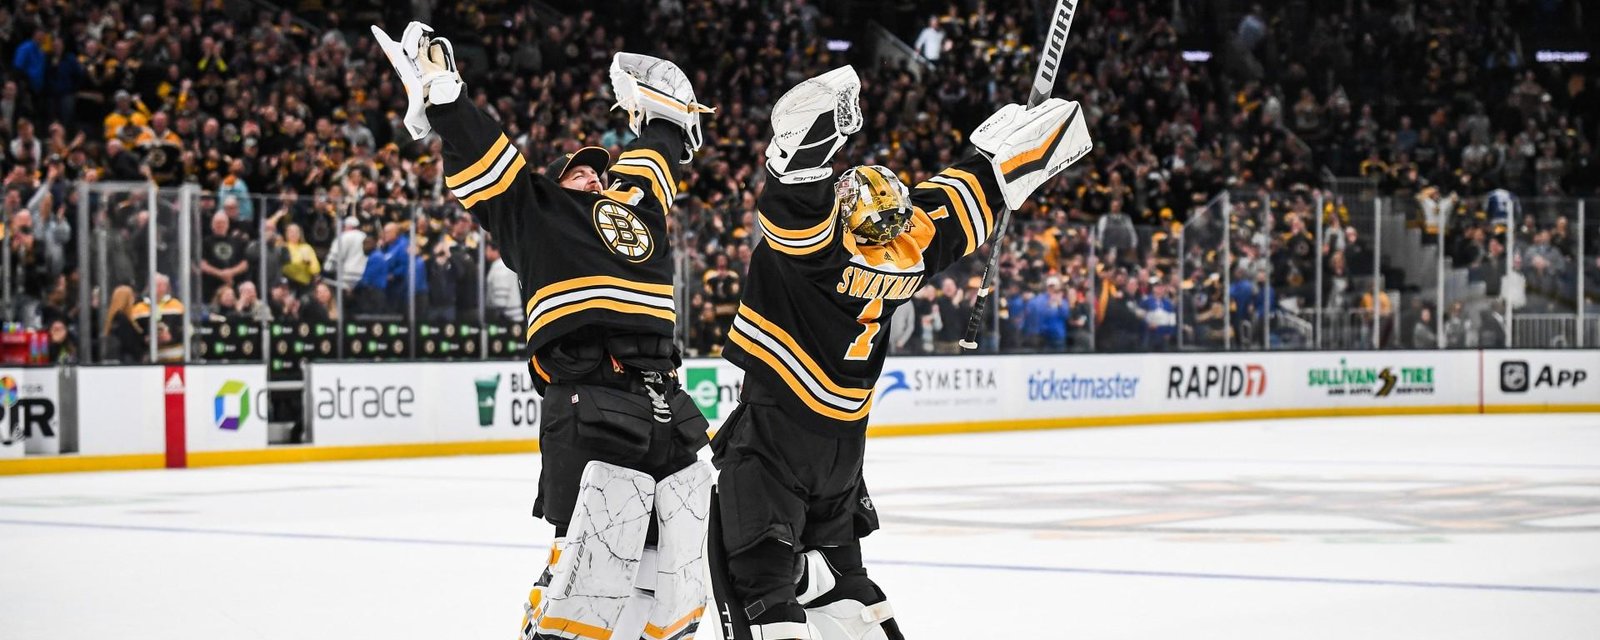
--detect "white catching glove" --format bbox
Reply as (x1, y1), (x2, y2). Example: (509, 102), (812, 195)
(609, 52), (713, 164)
(370, 21), (464, 140)
(765, 65), (862, 184)
(971, 98), (1093, 210)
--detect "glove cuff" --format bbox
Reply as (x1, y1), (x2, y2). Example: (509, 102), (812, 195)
(425, 74), (463, 105)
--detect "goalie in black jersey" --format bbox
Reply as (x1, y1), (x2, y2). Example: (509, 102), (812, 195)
(372, 22), (715, 640)
(705, 68), (1092, 639)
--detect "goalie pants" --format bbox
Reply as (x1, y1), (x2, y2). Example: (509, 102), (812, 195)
(710, 380), (880, 612)
(532, 380), (709, 535)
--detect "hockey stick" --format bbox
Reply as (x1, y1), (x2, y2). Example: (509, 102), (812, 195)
(959, 0), (1082, 350)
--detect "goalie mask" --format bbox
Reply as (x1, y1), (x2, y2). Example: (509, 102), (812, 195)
(837, 165), (912, 245)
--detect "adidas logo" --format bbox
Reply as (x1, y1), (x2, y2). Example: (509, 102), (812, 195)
(164, 372), (186, 393)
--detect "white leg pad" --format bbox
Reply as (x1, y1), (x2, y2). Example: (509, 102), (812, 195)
(644, 460), (714, 639)
(807, 600), (896, 640)
(535, 461), (656, 640)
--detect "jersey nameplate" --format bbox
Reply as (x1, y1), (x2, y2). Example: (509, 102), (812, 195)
(835, 265), (923, 301)
(592, 199), (654, 263)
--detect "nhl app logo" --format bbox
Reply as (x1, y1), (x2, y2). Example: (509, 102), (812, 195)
(1500, 361), (1530, 393)
(592, 200), (653, 262)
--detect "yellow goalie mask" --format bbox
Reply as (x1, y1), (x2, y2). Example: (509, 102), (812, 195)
(836, 165), (911, 245)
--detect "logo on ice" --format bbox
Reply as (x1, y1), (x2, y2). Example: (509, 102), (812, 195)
(1307, 359), (1434, 397)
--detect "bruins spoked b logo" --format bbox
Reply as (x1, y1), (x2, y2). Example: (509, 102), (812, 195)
(592, 200), (653, 262)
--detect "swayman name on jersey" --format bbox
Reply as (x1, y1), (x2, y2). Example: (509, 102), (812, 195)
(428, 99), (685, 378)
(723, 154), (1003, 435)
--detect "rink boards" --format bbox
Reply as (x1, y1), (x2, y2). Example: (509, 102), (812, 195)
(2, 349), (1596, 473)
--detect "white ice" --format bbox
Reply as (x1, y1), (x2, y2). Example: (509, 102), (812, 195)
(2, 413), (1598, 639)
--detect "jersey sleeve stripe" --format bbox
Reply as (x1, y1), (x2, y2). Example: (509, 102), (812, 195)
(527, 276), (675, 315)
(735, 306), (872, 401)
(527, 297), (677, 340)
(729, 320), (870, 419)
(920, 180), (978, 255)
(451, 140), (519, 199)
(943, 167), (994, 232)
(617, 148), (676, 201)
(928, 173), (985, 241)
(445, 134), (511, 189)
(458, 154), (527, 209)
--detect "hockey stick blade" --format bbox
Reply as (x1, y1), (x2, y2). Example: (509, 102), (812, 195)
(961, 0), (1080, 350)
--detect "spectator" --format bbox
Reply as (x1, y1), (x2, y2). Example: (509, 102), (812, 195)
(199, 211), (248, 302)
(1140, 278), (1178, 350)
(12, 28), (47, 99)
(235, 280), (272, 323)
(933, 277), (968, 354)
(323, 216), (368, 293)
(280, 223), (321, 290)
(702, 253), (740, 334)
(1412, 305), (1437, 349)
(913, 17), (946, 62)
(426, 240), (460, 323)
(47, 318), (75, 363)
(102, 284), (144, 363)
(128, 273), (184, 362)
(483, 242), (522, 323)
(1024, 277), (1070, 351)
(1443, 301), (1478, 348)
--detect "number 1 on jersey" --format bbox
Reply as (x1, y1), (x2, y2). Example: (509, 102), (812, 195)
(845, 297), (884, 361)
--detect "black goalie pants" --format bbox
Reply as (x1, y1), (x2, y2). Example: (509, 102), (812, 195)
(531, 380), (709, 536)
(709, 381), (880, 618)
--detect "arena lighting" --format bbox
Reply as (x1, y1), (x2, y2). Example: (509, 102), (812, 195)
(827, 39), (852, 52)
(1182, 50), (1212, 62)
(1535, 50), (1590, 63)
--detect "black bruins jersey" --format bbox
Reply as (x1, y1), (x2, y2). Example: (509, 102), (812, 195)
(429, 100), (684, 373)
(723, 155), (1004, 435)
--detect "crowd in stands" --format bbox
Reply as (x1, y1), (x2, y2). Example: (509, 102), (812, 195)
(0, 0), (1595, 364)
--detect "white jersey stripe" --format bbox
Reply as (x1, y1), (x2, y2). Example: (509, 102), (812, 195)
(452, 142), (520, 200)
(731, 316), (869, 412)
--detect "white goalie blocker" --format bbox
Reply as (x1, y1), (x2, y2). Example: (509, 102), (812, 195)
(526, 460), (714, 640)
(765, 66), (863, 184)
(610, 52), (715, 164)
(971, 98), (1094, 210)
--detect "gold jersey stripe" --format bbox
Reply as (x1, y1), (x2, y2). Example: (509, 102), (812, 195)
(728, 330), (873, 422)
(922, 180), (977, 255)
(526, 276), (674, 315)
(944, 167), (994, 232)
(446, 134), (511, 189)
(526, 298), (676, 340)
(459, 154), (526, 209)
(735, 305), (872, 401)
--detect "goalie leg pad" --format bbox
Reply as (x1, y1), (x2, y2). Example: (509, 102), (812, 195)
(800, 545), (903, 640)
(531, 461), (655, 640)
(644, 460), (714, 640)
(971, 98), (1094, 210)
